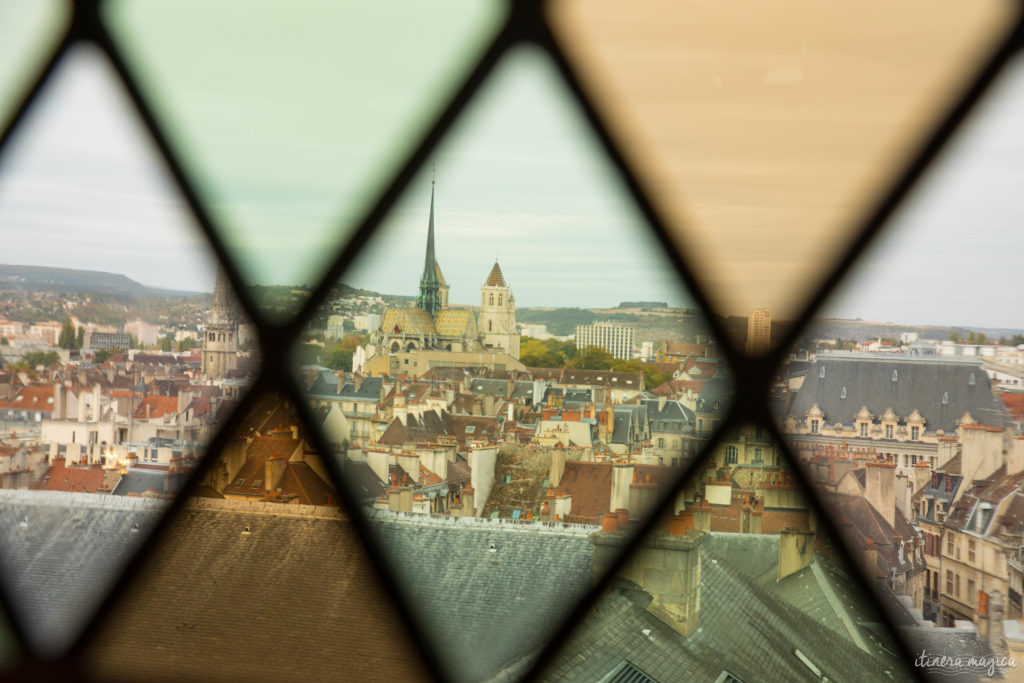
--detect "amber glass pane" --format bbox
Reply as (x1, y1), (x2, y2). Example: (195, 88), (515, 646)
(80, 392), (428, 682)
(103, 0), (505, 321)
(773, 57), (1024, 678)
(0, 1), (67, 132)
(292, 46), (734, 681)
(0, 47), (256, 657)
(539, 425), (914, 681)
(550, 0), (1015, 340)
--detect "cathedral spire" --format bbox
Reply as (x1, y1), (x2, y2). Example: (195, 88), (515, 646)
(417, 171), (442, 316)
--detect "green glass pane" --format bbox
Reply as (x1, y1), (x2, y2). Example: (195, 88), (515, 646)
(294, 47), (733, 682)
(104, 0), (505, 321)
(0, 47), (257, 658)
(0, 1), (68, 132)
(539, 426), (914, 682)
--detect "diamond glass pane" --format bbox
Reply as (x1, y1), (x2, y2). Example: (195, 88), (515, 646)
(539, 425), (913, 681)
(0, 1), (68, 132)
(0, 46), (257, 657)
(103, 0), (505, 321)
(549, 0), (1016, 339)
(293, 47), (734, 682)
(773, 56), (1024, 678)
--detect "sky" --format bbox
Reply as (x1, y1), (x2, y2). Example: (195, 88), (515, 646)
(822, 55), (1024, 330)
(0, 10), (1022, 323)
(0, 46), (218, 292)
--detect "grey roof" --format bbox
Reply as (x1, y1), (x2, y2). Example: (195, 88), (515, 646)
(543, 533), (911, 683)
(696, 379), (732, 415)
(786, 354), (1008, 433)
(469, 378), (533, 400)
(111, 468), (169, 496)
(0, 490), (164, 657)
(369, 512), (596, 683)
(611, 404), (648, 445)
(640, 399), (694, 434)
(307, 372), (383, 402)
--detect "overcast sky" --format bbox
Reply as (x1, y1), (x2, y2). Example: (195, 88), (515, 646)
(0, 37), (1022, 324)
(822, 56), (1024, 330)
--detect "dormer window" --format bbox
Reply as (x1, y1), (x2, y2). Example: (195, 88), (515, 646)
(942, 392), (949, 405)
(911, 426), (920, 440)
(969, 373), (976, 386)
(819, 366), (826, 379)
(892, 369), (898, 382)
(840, 387), (847, 399)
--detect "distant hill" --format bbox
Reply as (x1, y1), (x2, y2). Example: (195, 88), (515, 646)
(0, 264), (200, 296)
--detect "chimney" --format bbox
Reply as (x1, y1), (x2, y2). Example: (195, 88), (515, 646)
(692, 500), (711, 532)
(266, 454), (287, 491)
(778, 528), (815, 580)
(550, 448), (567, 488)
(863, 538), (879, 580)
(78, 388), (88, 422)
(912, 460), (933, 493)
(658, 395), (667, 412)
(461, 483), (475, 518)
(53, 383), (63, 419)
(629, 470), (659, 522)
(864, 462), (896, 529)
(895, 472), (914, 522)
(589, 522), (705, 637)
(91, 384), (101, 422)
(985, 589), (1008, 658)
(610, 463), (634, 514)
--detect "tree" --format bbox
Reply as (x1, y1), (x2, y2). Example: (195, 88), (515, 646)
(75, 326), (85, 349)
(978, 332), (987, 345)
(950, 332), (960, 343)
(94, 347), (123, 364)
(325, 346), (353, 371)
(179, 337), (198, 352)
(967, 331), (977, 344)
(158, 335), (174, 352)
(22, 350), (60, 367)
(58, 321), (76, 349)
(340, 334), (367, 352)
(569, 346), (614, 370)
(0, 337), (8, 346)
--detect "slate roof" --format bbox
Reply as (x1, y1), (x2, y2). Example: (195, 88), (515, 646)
(307, 372), (383, 402)
(640, 399), (694, 434)
(468, 377), (533, 399)
(695, 379), (732, 414)
(369, 511), (594, 682)
(611, 404), (648, 445)
(544, 533), (909, 682)
(0, 491), (165, 656)
(84, 500), (428, 682)
(786, 355), (1009, 433)
(111, 467), (176, 497)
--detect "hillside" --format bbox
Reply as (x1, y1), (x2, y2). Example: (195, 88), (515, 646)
(0, 264), (197, 297)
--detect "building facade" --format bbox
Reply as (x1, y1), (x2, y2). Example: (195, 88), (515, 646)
(574, 322), (635, 360)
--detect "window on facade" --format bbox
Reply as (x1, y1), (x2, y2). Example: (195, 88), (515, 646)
(955, 574), (961, 598)
(947, 535), (955, 555)
(911, 426), (919, 440)
(968, 580), (975, 603)
(860, 423), (868, 437)
(753, 448), (762, 465)
(810, 420), (819, 434)
(968, 540), (976, 564)
(946, 570), (954, 595)
(885, 424), (893, 439)
(725, 445), (738, 464)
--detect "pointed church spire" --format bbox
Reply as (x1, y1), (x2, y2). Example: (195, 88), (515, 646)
(417, 170), (442, 316)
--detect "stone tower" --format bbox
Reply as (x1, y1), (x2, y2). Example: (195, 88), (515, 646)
(201, 268), (238, 380)
(478, 262), (519, 359)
